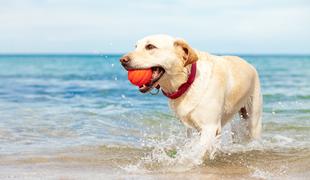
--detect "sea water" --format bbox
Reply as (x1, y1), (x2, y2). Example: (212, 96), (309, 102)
(0, 54), (309, 179)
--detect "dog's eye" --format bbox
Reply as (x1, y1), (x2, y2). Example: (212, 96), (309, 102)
(145, 44), (157, 50)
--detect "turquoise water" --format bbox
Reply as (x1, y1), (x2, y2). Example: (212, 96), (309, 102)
(0, 54), (309, 178)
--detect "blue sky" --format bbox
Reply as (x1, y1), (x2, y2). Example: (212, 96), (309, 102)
(0, 0), (309, 54)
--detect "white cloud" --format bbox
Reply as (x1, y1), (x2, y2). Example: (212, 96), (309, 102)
(0, 0), (309, 53)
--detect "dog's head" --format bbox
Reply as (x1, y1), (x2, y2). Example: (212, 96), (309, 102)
(120, 34), (198, 93)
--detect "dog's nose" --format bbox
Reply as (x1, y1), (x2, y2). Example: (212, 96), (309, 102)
(120, 56), (131, 65)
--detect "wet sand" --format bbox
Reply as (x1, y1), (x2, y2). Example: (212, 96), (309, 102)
(1, 145), (309, 179)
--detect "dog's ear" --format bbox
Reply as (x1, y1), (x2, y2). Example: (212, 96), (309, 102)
(174, 39), (198, 66)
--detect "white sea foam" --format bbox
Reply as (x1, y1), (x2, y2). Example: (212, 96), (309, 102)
(123, 115), (306, 175)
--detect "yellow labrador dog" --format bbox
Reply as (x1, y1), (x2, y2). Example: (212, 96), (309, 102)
(120, 34), (262, 152)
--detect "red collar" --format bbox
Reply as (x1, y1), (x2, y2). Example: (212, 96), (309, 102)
(161, 62), (197, 99)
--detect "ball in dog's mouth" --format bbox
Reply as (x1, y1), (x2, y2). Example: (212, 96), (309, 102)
(139, 67), (165, 93)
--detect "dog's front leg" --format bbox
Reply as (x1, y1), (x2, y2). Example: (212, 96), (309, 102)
(183, 123), (220, 162)
(199, 124), (221, 159)
(190, 101), (224, 159)
(190, 99), (223, 159)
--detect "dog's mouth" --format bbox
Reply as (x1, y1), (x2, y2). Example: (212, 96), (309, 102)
(138, 66), (165, 93)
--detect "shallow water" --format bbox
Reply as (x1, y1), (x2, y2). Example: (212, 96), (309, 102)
(0, 54), (309, 179)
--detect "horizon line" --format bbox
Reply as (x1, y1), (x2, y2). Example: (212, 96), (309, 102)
(0, 53), (310, 57)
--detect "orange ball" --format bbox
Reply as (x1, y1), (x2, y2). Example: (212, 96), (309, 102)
(128, 69), (152, 87)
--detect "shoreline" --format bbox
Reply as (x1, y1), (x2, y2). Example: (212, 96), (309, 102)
(1, 145), (309, 179)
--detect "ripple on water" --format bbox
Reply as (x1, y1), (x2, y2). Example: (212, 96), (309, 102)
(0, 55), (309, 178)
